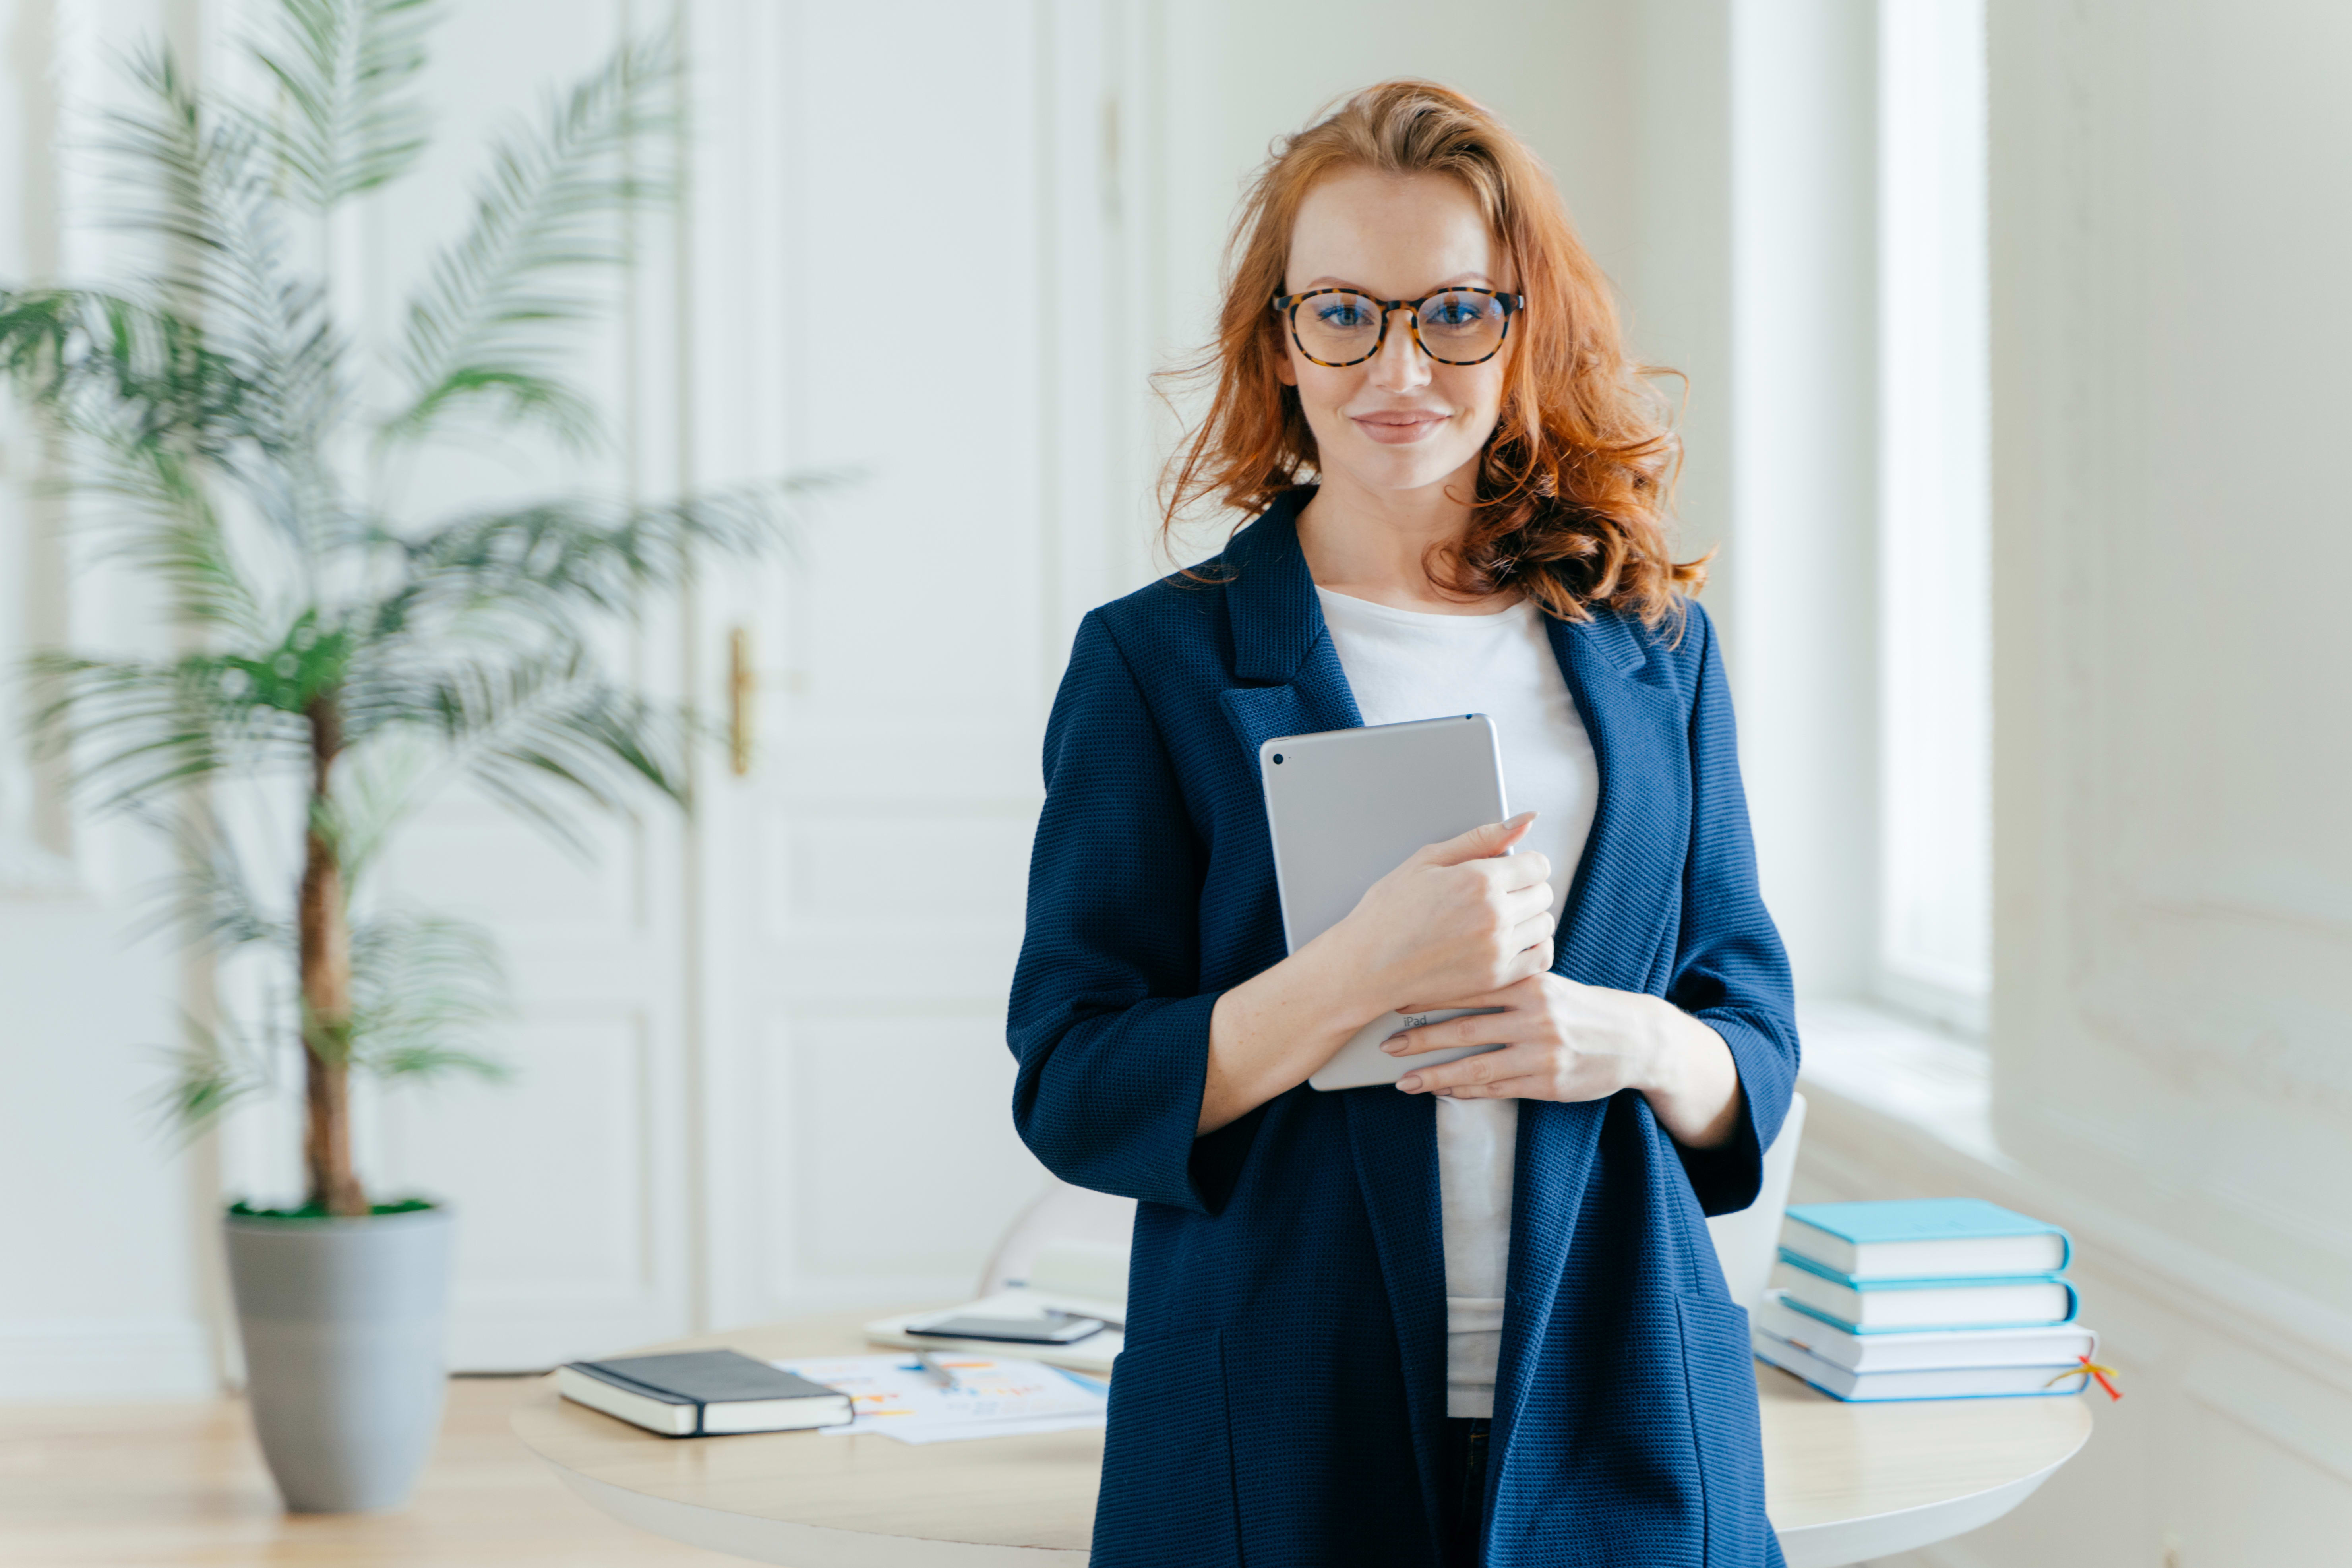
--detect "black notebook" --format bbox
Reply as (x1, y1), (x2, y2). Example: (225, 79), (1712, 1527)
(557, 1349), (854, 1437)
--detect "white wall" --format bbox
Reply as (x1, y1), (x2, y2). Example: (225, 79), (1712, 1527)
(1804, 2), (2352, 1563)
(1988, 0), (2352, 1553)
(0, 0), (220, 1400)
(1989, 0), (2352, 1336)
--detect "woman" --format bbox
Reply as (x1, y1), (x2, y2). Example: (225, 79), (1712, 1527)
(1008, 81), (1796, 1568)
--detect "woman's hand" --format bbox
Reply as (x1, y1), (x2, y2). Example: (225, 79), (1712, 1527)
(1327, 810), (1558, 1013)
(1381, 974), (1747, 1150)
(1196, 813), (1555, 1136)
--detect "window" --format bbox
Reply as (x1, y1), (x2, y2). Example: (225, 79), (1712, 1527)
(1874, 0), (1991, 1035)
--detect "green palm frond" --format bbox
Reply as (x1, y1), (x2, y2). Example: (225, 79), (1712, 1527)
(348, 908), (509, 1083)
(391, 480), (809, 629)
(367, 1038), (510, 1084)
(251, 0), (437, 209)
(95, 457), (267, 637)
(99, 52), (287, 338)
(28, 650), (312, 811)
(311, 734), (434, 880)
(0, 290), (283, 635)
(382, 29), (678, 449)
(0, 281), (345, 578)
(150, 809), (290, 956)
(150, 1007), (283, 1142)
(420, 651), (688, 857)
(0, 288), (256, 456)
(99, 51), (349, 467)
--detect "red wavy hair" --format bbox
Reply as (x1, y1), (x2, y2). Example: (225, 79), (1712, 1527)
(1161, 80), (1705, 625)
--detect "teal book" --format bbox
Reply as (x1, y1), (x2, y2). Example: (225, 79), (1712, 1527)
(1752, 1326), (2095, 1402)
(1779, 1198), (2072, 1280)
(1772, 1251), (2081, 1334)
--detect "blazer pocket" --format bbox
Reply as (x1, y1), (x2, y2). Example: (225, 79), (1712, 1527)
(1095, 1327), (1243, 1568)
(1676, 1293), (1780, 1568)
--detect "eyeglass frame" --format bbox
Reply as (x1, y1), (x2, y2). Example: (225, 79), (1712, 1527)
(1269, 285), (1528, 368)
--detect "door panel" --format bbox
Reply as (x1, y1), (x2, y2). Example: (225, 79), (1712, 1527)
(705, 0), (1058, 1317)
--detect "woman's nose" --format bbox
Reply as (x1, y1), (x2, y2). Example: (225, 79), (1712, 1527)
(1369, 307), (1431, 391)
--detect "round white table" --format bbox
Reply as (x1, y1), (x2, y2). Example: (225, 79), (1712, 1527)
(512, 1308), (2092, 1567)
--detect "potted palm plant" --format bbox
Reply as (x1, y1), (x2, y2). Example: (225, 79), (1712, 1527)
(0, 0), (801, 1513)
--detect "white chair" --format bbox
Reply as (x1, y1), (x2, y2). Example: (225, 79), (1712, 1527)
(981, 1090), (1806, 1314)
(978, 1180), (1136, 1300)
(1706, 1091), (1808, 1310)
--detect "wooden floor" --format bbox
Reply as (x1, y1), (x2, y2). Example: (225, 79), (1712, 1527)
(0, 1377), (1954, 1566)
(0, 1377), (741, 1565)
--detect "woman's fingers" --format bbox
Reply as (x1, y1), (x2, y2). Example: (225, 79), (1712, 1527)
(1384, 975), (1550, 1058)
(1395, 972), (1547, 1023)
(1506, 934), (1555, 984)
(1419, 811), (1537, 867)
(1384, 1010), (1514, 1057)
(1396, 1043), (1529, 1094)
(1433, 1074), (1558, 1101)
(1494, 849), (1553, 894)
(1498, 879), (1554, 923)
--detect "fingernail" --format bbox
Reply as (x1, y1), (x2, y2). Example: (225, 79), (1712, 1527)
(1398, 1075), (1422, 1092)
(1381, 1036), (1405, 1053)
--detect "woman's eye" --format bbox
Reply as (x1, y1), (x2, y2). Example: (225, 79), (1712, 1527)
(1316, 300), (1372, 328)
(1430, 298), (1486, 327)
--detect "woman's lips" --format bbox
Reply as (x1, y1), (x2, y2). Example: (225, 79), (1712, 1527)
(1351, 409), (1450, 445)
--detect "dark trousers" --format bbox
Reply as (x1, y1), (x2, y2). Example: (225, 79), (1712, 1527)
(1441, 1417), (1493, 1567)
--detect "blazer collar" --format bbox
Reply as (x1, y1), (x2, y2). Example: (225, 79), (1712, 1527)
(1221, 487), (1327, 683)
(1219, 482), (1662, 689)
(1215, 488), (1363, 758)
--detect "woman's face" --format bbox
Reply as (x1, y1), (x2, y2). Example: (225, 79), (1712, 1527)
(1277, 169), (1512, 503)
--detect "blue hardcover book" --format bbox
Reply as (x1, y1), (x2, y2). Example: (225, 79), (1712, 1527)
(1779, 1198), (2072, 1280)
(1772, 1251), (2081, 1334)
(1751, 1326), (2095, 1402)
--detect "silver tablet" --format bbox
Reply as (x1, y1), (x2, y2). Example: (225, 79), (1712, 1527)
(1257, 715), (1513, 1092)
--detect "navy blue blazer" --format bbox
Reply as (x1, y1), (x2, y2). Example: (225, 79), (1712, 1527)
(1008, 490), (1798, 1567)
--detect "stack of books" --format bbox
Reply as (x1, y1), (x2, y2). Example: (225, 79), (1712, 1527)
(1752, 1197), (2100, 1402)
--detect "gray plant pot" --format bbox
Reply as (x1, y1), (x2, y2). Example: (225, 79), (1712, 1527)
(222, 1204), (454, 1513)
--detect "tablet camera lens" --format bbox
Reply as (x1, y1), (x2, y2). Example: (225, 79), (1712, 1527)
(1272, 753), (1284, 764)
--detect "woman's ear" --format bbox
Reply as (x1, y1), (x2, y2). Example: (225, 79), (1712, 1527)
(1274, 341), (1299, 387)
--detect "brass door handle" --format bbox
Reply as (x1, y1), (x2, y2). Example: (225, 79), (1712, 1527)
(728, 626), (755, 777)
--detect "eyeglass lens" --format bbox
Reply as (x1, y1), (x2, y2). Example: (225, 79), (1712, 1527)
(1290, 290), (1510, 366)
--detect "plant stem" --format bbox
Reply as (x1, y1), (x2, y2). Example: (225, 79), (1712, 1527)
(298, 690), (367, 1217)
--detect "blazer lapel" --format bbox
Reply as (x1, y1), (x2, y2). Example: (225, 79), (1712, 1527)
(1214, 492), (1448, 1539)
(1214, 488), (1365, 759)
(1494, 608), (1693, 1447)
(1546, 610), (1688, 994)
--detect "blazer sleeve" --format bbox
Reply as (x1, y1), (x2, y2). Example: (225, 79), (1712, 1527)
(1006, 609), (1226, 1214)
(1663, 602), (1802, 1216)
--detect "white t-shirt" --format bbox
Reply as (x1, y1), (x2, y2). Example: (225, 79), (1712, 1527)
(1313, 586), (1600, 1419)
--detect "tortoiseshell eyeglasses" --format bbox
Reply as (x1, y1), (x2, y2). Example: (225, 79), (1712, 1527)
(1270, 286), (1526, 368)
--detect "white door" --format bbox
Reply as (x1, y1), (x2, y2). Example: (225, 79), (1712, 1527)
(689, 0), (1156, 1329)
